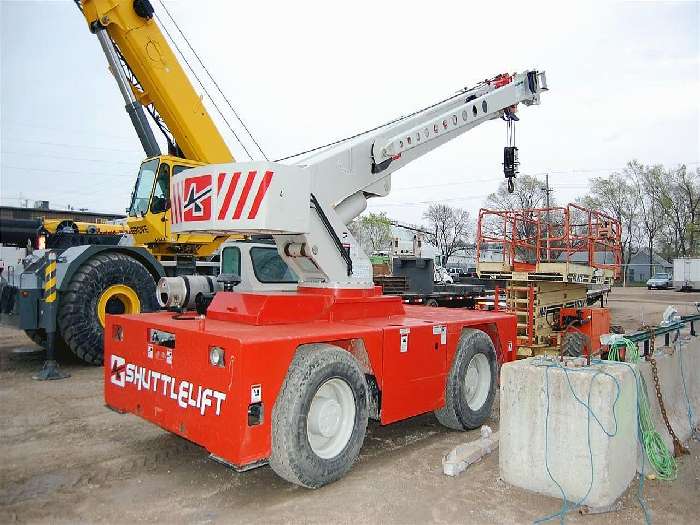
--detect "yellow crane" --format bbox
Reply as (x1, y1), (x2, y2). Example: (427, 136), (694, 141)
(17, 0), (248, 365)
(78, 0), (238, 257)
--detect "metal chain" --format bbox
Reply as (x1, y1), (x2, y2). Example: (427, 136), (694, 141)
(646, 327), (689, 457)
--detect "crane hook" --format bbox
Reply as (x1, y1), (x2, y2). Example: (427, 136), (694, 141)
(507, 178), (515, 193)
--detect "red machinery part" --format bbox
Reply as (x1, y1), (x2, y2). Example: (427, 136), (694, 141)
(560, 306), (611, 357)
(104, 287), (516, 471)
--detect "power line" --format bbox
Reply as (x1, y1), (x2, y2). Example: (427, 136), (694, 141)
(152, 12), (252, 160)
(157, 0), (269, 161)
(274, 90), (467, 163)
(2, 121), (136, 143)
(1, 164), (132, 179)
(2, 150), (134, 165)
(2, 137), (143, 154)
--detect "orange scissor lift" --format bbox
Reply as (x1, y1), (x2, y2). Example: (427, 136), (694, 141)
(476, 204), (622, 358)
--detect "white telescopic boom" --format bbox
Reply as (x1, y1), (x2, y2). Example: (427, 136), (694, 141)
(170, 70), (547, 289)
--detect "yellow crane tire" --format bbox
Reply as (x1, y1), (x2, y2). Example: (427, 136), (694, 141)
(57, 252), (158, 365)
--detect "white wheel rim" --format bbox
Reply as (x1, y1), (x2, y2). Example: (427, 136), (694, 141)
(307, 378), (356, 459)
(463, 353), (491, 410)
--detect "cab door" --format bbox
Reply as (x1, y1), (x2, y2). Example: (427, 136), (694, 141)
(147, 162), (171, 241)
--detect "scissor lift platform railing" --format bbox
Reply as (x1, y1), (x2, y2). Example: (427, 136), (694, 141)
(478, 261), (617, 285)
(477, 204), (622, 358)
(476, 204), (622, 284)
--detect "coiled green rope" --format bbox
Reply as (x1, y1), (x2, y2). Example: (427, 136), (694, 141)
(608, 337), (677, 481)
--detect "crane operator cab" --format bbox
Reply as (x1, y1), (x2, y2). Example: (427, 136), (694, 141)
(125, 155), (231, 259)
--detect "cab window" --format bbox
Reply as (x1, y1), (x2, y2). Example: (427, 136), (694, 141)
(221, 246), (241, 276)
(250, 247), (297, 283)
(129, 159), (158, 217)
(150, 163), (170, 214)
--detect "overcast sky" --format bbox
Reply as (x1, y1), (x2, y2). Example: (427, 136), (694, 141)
(1, 0), (698, 224)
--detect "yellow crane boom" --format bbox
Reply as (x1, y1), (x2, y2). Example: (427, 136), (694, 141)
(80, 0), (233, 164)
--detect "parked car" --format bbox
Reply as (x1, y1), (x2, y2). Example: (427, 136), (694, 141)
(646, 273), (672, 290)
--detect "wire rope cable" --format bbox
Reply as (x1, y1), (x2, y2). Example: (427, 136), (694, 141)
(156, 0), (268, 161)
(152, 10), (254, 160)
(274, 90), (472, 162)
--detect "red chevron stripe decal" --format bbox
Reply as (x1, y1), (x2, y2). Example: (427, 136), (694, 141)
(232, 171), (257, 219)
(218, 172), (241, 220)
(247, 171), (274, 219)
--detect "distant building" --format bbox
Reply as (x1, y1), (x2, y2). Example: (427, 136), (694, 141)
(390, 225), (439, 260)
(555, 248), (670, 283)
(624, 248), (672, 283)
(0, 204), (124, 224)
(450, 245), (503, 271)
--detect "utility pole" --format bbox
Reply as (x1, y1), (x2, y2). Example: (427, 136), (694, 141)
(544, 173), (552, 209)
(542, 174), (553, 261)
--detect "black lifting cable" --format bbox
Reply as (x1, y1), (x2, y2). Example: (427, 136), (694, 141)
(157, 0), (269, 161)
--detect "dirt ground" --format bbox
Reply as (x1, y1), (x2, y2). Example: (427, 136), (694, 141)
(1, 287), (699, 524)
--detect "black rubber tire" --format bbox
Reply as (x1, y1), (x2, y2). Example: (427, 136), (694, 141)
(435, 328), (497, 431)
(425, 298), (439, 307)
(57, 253), (158, 365)
(269, 343), (369, 488)
(561, 331), (587, 357)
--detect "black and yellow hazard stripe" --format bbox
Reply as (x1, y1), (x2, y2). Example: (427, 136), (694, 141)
(44, 258), (57, 303)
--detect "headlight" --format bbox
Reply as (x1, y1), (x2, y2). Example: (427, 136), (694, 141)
(209, 346), (225, 367)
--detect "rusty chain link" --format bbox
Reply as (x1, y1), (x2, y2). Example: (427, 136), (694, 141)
(645, 326), (689, 457)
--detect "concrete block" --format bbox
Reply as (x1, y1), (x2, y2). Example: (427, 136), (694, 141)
(637, 335), (700, 472)
(499, 358), (638, 508)
(443, 426), (499, 476)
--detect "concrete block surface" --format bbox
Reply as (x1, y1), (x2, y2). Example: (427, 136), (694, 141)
(499, 357), (638, 508)
(636, 336), (700, 472)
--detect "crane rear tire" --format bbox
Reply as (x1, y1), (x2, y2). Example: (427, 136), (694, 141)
(435, 328), (497, 430)
(57, 253), (158, 365)
(270, 344), (369, 488)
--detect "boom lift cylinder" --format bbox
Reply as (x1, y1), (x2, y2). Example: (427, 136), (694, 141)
(94, 28), (160, 157)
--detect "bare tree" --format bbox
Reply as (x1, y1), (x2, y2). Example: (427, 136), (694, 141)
(481, 175), (553, 262)
(579, 165), (640, 284)
(651, 165), (700, 257)
(631, 162), (665, 276)
(422, 204), (471, 265)
(485, 174), (550, 211)
(348, 212), (393, 255)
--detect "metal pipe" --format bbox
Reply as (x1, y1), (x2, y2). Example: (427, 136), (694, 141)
(94, 28), (161, 158)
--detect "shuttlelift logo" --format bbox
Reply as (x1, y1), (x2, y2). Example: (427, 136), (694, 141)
(110, 355), (226, 417)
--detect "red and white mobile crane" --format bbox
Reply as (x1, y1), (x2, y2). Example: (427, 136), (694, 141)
(105, 69), (548, 487)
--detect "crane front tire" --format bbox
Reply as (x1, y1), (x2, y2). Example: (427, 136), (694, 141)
(435, 328), (497, 430)
(57, 253), (158, 365)
(270, 344), (369, 488)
